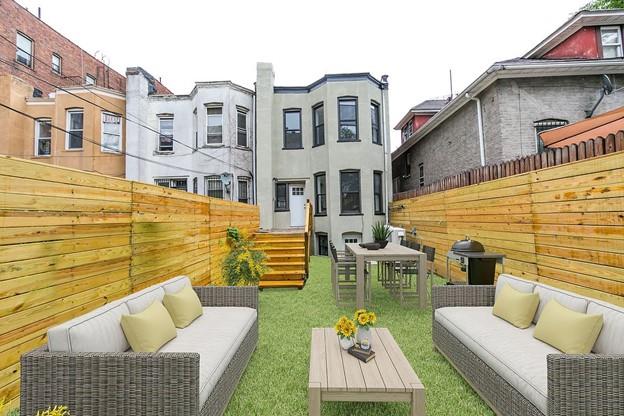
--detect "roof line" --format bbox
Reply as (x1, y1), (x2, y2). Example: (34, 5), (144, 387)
(274, 73), (384, 93)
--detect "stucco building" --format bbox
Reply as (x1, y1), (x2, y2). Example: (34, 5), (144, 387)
(393, 9), (624, 192)
(125, 68), (255, 201)
(255, 63), (392, 253)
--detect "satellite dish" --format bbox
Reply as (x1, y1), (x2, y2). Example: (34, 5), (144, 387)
(602, 74), (614, 95)
(220, 173), (231, 187)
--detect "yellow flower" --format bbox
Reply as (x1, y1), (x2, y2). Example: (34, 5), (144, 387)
(357, 313), (369, 325)
(354, 309), (366, 320)
(368, 312), (377, 325)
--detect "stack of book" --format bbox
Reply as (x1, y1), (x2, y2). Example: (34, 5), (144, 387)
(348, 345), (376, 363)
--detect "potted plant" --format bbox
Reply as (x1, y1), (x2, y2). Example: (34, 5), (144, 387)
(334, 316), (357, 350)
(354, 309), (377, 350)
(372, 222), (392, 249)
(222, 227), (269, 286)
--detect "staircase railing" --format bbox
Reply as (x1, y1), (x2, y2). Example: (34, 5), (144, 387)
(303, 200), (313, 278)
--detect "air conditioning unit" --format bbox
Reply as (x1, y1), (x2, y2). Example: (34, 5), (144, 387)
(387, 225), (405, 244)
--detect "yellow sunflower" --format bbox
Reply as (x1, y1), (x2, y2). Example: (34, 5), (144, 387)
(357, 313), (369, 325)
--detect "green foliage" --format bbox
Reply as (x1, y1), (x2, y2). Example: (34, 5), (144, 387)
(222, 227), (268, 286)
(582, 0), (624, 9)
(371, 221), (392, 241)
(36, 406), (70, 416)
(6, 410), (19, 416)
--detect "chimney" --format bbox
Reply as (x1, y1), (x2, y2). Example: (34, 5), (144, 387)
(37, 7), (41, 19)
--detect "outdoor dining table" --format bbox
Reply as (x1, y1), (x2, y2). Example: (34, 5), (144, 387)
(345, 242), (428, 309)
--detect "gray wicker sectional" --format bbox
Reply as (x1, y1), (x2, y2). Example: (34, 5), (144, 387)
(432, 275), (624, 416)
(21, 276), (258, 416)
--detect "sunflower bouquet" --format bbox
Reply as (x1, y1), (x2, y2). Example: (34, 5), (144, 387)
(334, 316), (357, 340)
(354, 309), (377, 329)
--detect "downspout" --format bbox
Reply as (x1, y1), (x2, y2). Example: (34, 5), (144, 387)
(466, 94), (486, 166)
(380, 75), (390, 224)
(253, 83), (257, 205)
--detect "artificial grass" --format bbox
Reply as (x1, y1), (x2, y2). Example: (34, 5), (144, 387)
(225, 256), (493, 416)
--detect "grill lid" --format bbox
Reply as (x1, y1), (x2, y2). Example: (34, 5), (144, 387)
(451, 236), (484, 253)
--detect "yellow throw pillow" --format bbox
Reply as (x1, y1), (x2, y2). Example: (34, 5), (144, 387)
(121, 301), (177, 352)
(162, 285), (203, 328)
(492, 283), (540, 329)
(533, 299), (603, 354)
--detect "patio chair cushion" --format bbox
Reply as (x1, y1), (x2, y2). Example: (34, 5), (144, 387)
(495, 274), (535, 300)
(587, 300), (624, 354)
(492, 283), (539, 329)
(435, 306), (559, 414)
(47, 299), (131, 353)
(532, 284), (588, 324)
(159, 306), (257, 407)
(121, 301), (178, 353)
(124, 285), (166, 314)
(163, 285), (203, 328)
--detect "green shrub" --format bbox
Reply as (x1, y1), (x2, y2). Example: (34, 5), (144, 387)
(222, 227), (268, 286)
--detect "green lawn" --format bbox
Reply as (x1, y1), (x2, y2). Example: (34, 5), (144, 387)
(225, 256), (493, 416)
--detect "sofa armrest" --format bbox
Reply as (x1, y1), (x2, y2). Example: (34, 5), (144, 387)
(193, 285), (258, 310)
(431, 285), (495, 311)
(21, 348), (200, 416)
(547, 354), (624, 416)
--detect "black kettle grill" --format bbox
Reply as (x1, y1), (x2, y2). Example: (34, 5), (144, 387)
(446, 236), (505, 285)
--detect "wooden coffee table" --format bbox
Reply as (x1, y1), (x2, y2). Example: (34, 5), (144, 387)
(309, 327), (425, 415)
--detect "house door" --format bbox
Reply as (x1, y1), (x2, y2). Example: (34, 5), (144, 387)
(289, 184), (305, 227)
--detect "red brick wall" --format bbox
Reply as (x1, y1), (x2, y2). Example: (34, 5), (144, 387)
(0, 0), (171, 96)
(543, 27), (600, 59)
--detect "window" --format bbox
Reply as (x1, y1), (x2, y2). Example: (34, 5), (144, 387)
(51, 54), (62, 74)
(158, 117), (174, 152)
(206, 106), (223, 144)
(371, 101), (381, 144)
(101, 112), (121, 153)
(275, 183), (289, 211)
(401, 121), (413, 143)
(314, 172), (327, 215)
(154, 178), (187, 191)
(16, 32), (33, 68)
(373, 171), (383, 214)
(238, 177), (250, 203)
(312, 103), (325, 146)
(316, 233), (328, 256)
(205, 175), (224, 199)
(343, 232), (362, 244)
(193, 108), (198, 149)
(338, 97), (358, 141)
(85, 74), (96, 86)
(193, 177), (198, 194)
(533, 119), (568, 152)
(66, 110), (83, 149)
(237, 109), (248, 147)
(34, 119), (51, 156)
(418, 163), (424, 187)
(340, 170), (361, 214)
(601, 26), (623, 58)
(283, 109), (302, 149)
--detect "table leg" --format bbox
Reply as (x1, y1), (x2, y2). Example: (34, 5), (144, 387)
(411, 386), (426, 416)
(418, 253), (427, 309)
(309, 385), (321, 416)
(356, 254), (365, 309)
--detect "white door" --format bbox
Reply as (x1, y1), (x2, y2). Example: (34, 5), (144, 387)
(289, 184), (305, 227)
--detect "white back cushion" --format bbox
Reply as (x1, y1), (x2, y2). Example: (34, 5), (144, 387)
(587, 301), (624, 354)
(533, 285), (588, 324)
(48, 300), (130, 352)
(495, 274), (535, 300)
(162, 275), (192, 294)
(125, 286), (165, 314)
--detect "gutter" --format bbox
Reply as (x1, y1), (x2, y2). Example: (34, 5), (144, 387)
(467, 95), (486, 166)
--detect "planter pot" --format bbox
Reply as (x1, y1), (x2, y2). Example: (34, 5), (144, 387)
(375, 240), (389, 249)
(356, 326), (372, 350)
(339, 337), (355, 350)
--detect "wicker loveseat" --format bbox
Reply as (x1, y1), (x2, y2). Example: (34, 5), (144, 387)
(20, 276), (258, 416)
(432, 274), (623, 416)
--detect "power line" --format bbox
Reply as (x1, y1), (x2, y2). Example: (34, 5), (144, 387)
(0, 101), (223, 176)
(0, 34), (252, 175)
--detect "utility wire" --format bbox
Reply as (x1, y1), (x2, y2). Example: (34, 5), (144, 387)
(0, 101), (223, 176)
(0, 34), (252, 175)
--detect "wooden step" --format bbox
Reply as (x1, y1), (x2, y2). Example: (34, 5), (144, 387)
(263, 270), (304, 276)
(260, 247), (305, 254)
(254, 240), (305, 247)
(259, 280), (305, 289)
(266, 261), (305, 267)
(254, 234), (304, 241)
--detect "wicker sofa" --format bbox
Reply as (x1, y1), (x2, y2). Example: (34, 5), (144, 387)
(20, 276), (258, 416)
(432, 274), (623, 416)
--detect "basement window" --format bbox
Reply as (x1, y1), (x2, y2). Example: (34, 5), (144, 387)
(601, 26), (623, 58)
(154, 178), (187, 191)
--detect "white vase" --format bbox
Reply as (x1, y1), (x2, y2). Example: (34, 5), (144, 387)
(339, 337), (355, 350)
(356, 326), (372, 350)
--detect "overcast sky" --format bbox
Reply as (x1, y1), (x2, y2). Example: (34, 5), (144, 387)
(18, 0), (587, 149)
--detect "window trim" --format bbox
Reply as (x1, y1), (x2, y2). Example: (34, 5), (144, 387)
(337, 96), (359, 142)
(600, 26), (623, 58)
(373, 170), (384, 215)
(312, 102), (325, 147)
(16, 31), (33, 69)
(51, 53), (62, 75)
(65, 109), (84, 150)
(316, 232), (329, 256)
(418, 162), (425, 188)
(401, 119), (413, 143)
(158, 116), (174, 153)
(154, 177), (188, 191)
(283, 108), (303, 149)
(339, 169), (362, 215)
(85, 73), (96, 86)
(205, 175), (225, 199)
(238, 176), (250, 203)
(34, 118), (52, 157)
(371, 100), (381, 145)
(236, 108), (249, 148)
(101, 112), (122, 153)
(314, 172), (327, 216)
(274, 182), (290, 212)
(206, 104), (224, 145)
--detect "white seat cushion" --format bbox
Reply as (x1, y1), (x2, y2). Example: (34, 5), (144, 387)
(48, 300), (130, 353)
(495, 274), (535, 300)
(159, 307), (257, 407)
(587, 301), (624, 354)
(532, 284), (588, 324)
(435, 306), (559, 414)
(124, 285), (165, 314)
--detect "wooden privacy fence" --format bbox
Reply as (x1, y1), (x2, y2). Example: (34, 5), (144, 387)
(0, 155), (259, 408)
(390, 151), (624, 307)
(394, 131), (624, 201)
